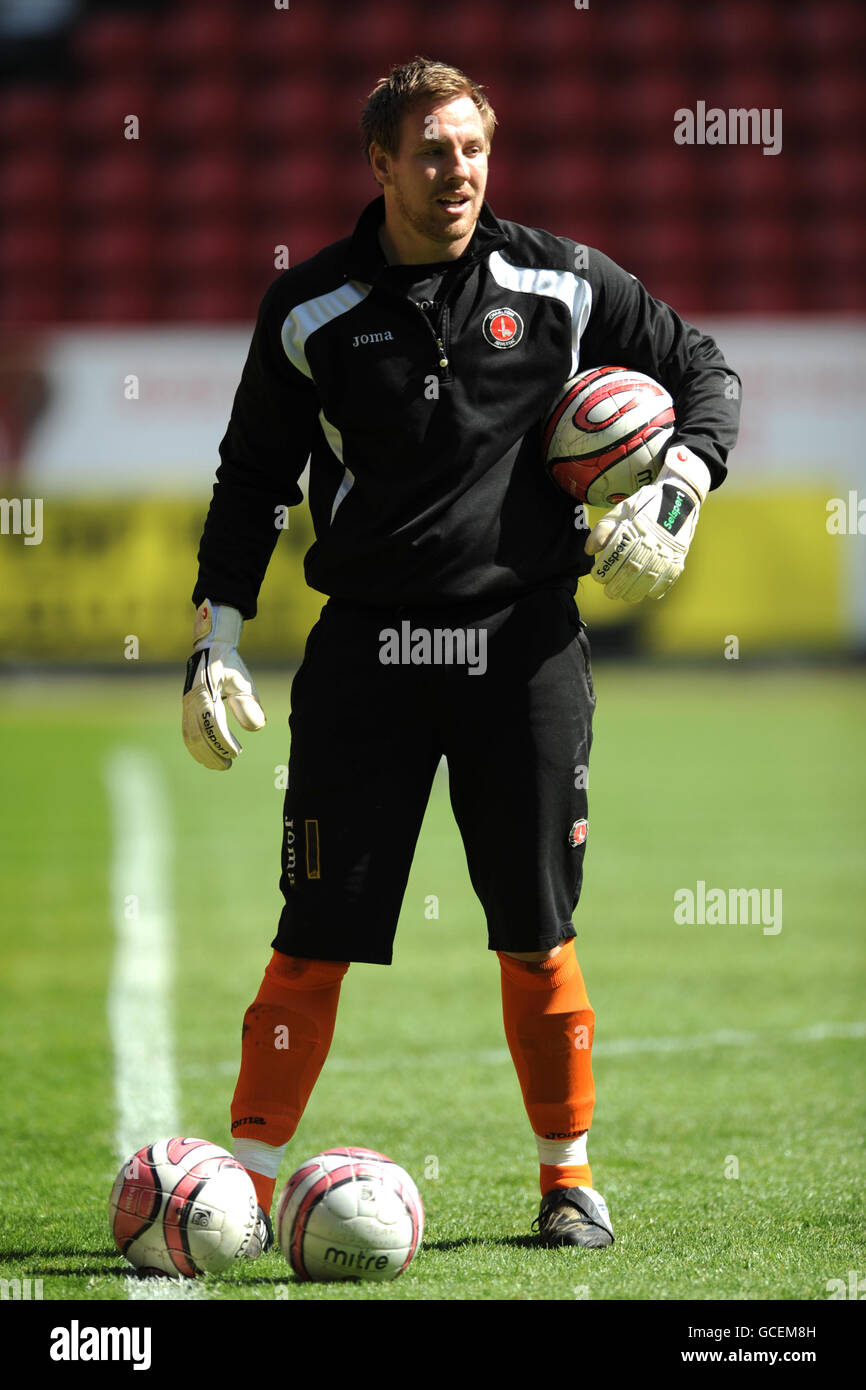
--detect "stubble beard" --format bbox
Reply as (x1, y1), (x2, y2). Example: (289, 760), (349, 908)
(393, 181), (478, 255)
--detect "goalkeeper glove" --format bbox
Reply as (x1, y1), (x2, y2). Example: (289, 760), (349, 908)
(585, 445), (712, 602)
(182, 600), (266, 770)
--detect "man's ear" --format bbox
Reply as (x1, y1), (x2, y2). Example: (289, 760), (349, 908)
(369, 142), (390, 189)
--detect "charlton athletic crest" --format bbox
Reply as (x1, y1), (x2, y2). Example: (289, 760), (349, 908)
(568, 819), (588, 848)
(482, 307), (524, 349)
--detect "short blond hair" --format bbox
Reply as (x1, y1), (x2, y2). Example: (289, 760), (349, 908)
(360, 55), (496, 166)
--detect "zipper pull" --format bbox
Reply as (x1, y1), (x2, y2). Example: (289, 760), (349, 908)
(436, 337), (449, 369)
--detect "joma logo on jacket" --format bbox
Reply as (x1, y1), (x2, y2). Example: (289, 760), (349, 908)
(352, 331), (395, 346)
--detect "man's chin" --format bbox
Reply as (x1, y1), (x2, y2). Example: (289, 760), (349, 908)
(429, 210), (478, 245)
(441, 221), (472, 241)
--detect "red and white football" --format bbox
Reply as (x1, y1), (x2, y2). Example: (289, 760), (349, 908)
(276, 1146), (424, 1282)
(109, 1137), (258, 1277)
(543, 364), (675, 506)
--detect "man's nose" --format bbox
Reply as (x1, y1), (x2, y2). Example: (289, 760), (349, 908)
(443, 147), (471, 180)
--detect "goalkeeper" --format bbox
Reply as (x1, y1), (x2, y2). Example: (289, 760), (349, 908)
(183, 56), (740, 1256)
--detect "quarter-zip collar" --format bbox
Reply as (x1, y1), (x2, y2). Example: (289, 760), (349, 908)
(343, 193), (510, 284)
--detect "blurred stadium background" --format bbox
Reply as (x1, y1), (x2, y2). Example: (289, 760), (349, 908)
(0, 0), (863, 667)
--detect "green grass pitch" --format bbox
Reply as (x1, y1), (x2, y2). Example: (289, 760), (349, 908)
(1, 663), (864, 1304)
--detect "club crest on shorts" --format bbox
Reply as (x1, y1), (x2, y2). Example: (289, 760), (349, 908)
(482, 307), (524, 349)
(568, 818), (588, 848)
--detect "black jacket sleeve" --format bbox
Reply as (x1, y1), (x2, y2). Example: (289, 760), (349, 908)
(192, 276), (319, 618)
(573, 244), (741, 489)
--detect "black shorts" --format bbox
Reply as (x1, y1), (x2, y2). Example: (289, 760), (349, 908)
(272, 585), (596, 965)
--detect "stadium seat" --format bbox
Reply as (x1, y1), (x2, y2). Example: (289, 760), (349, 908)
(613, 218), (702, 281)
(703, 148), (792, 211)
(160, 225), (246, 279)
(69, 151), (158, 220)
(507, 154), (575, 213)
(152, 5), (240, 74)
(660, 277), (710, 320)
(69, 224), (157, 280)
(485, 166), (518, 209)
(323, 7), (418, 62)
(0, 282), (64, 324)
(597, 4), (688, 59)
(243, 79), (334, 150)
(161, 281), (256, 323)
(786, 2), (865, 59)
(806, 145), (865, 209)
(699, 75), (788, 137)
(0, 225), (65, 278)
(1, 152), (64, 216)
(817, 217), (862, 270)
(161, 155), (244, 218)
(246, 213), (345, 278)
(241, 6), (329, 70)
(68, 78), (156, 149)
(615, 148), (696, 209)
(812, 280), (866, 314)
(427, 2), (506, 61)
(155, 78), (243, 151)
(690, 0), (780, 60)
(247, 154), (335, 217)
(0, 86), (63, 152)
(322, 85), (378, 146)
(280, 220), (347, 269)
(513, 75), (603, 148)
(0, 0), (848, 326)
(709, 217), (798, 275)
(733, 275), (804, 313)
(72, 13), (155, 75)
(800, 72), (863, 132)
(67, 280), (158, 323)
(332, 160), (380, 212)
(604, 76), (686, 143)
(243, 231), (287, 287)
(506, 6), (588, 66)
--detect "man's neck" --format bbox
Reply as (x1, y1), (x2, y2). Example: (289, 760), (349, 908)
(377, 221), (472, 268)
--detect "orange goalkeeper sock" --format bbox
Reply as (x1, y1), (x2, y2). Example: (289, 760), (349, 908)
(537, 1138), (593, 1197)
(498, 941), (596, 1196)
(230, 951), (349, 1210)
(247, 1166), (279, 1214)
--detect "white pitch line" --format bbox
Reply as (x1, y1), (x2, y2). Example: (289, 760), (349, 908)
(125, 1276), (208, 1301)
(105, 748), (179, 1157)
(104, 749), (195, 1300)
(183, 1020), (866, 1079)
(329, 1020), (866, 1068)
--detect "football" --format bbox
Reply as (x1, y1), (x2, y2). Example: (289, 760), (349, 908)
(543, 364), (675, 506)
(276, 1146), (424, 1282)
(109, 1137), (258, 1277)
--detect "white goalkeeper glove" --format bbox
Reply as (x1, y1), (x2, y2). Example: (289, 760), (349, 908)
(585, 444), (712, 602)
(182, 599), (266, 770)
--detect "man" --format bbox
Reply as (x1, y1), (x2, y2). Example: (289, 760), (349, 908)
(183, 57), (740, 1257)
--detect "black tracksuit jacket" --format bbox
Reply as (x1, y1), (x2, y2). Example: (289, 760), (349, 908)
(193, 194), (740, 618)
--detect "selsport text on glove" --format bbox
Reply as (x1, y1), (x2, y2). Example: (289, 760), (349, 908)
(585, 445), (712, 603)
